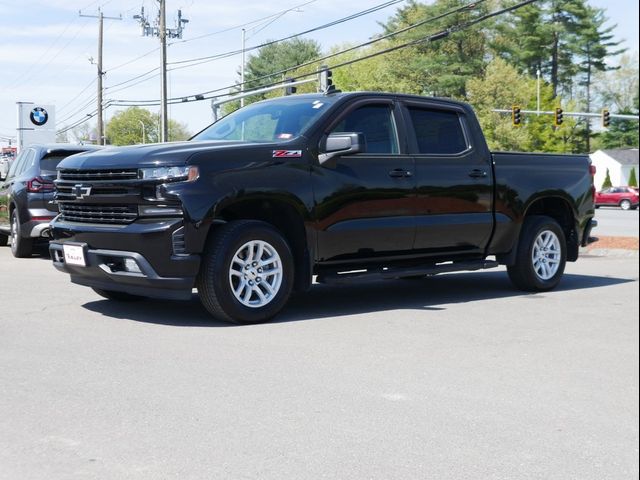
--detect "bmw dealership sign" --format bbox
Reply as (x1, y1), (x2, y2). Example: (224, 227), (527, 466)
(17, 102), (56, 150)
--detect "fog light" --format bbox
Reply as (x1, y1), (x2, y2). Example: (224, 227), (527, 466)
(123, 258), (142, 274)
(138, 205), (183, 216)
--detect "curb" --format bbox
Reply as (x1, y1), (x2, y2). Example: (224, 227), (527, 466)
(580, 248), (639, 258)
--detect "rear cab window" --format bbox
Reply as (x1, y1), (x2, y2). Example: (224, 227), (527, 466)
(406, 106), (469, 155)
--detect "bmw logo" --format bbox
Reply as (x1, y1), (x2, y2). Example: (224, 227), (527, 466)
(30, 107), (49, 126)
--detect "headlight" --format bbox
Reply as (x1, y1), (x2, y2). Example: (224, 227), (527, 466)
(139, 165), (199, 182)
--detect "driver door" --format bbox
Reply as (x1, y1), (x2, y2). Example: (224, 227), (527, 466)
(312, 100), (416, 262)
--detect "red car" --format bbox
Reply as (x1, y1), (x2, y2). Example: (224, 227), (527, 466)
(594, 186), (639, 210)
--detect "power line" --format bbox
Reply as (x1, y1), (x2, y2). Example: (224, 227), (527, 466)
(100, 0), (402, 98)
(112, 0), (487, 105)
(4, 16), (82, 89)
(109, 0), (536, 109)
(168, 0), (406, 67)
(168, 0), (318, 47)
(57, 77), (98, 114)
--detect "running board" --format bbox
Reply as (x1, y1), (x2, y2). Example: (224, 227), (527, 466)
(317, 259), (499, 285)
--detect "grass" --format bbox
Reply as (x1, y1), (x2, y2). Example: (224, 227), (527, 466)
(0, 195), (8, 221)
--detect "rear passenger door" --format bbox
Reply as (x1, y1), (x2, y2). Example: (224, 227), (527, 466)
(403, 102), (493, 255)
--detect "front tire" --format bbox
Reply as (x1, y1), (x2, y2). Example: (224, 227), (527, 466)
(196, 220), (294, 325)
(507, 215), (567, 292)
(10, 210), (33, 258)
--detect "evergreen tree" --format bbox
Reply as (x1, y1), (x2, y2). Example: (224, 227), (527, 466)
(243, 39), (320, 101)
(600, 108), (640, 149)
(493, 0), (590, 98)
(576, 6), (625, 151)
(628, 167), (638, 188)
(602, 168), (612, 189)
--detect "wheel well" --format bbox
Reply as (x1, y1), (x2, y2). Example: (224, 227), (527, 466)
(525, 197), (578, 261)
(213, 199), (312, 292)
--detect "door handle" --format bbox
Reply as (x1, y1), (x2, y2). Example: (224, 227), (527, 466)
(468, 169), (487, 178)
(389, 168), (413, 178)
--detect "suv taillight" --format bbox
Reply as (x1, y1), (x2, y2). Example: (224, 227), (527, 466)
(26, 176), (55, 193)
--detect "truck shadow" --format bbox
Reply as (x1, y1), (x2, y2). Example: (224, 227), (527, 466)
(81, 270), (634, 327)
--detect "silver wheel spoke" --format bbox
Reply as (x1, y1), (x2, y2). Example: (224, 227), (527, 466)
(242, 286), (252, 303)
(263, 267), (282, 278)
(254, 286), (267, 302)
(531, 229), (561, 281)
(229, 239), (283, 308)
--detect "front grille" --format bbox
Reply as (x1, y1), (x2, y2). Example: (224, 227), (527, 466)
(59, 169), (138, 181)
(59, 204), (138, 224)
(55, 185), (130, 201)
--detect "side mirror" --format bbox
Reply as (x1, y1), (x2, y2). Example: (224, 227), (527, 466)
(319, 132), (365, 164)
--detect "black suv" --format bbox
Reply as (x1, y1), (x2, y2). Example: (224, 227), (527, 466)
(0, 144), (101, 257)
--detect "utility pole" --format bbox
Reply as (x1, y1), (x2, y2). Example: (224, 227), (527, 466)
(79, 8), (122, 145)
(134, 2), (188, 143)
(240, 29), (246, 108)
(159, 0), (168, 142)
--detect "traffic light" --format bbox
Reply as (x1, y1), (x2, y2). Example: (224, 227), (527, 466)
(554, 107), (563, 126)
(318, 65), (334, 93)
(602, 109), (611, 128)
(284, 77), (297, 96)
(511, 105), (522, 126)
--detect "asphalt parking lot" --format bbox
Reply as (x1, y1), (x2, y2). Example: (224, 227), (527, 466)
(1, 225), (638, 479)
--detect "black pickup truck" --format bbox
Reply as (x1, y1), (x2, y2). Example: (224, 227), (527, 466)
(49, 92), (597, 324)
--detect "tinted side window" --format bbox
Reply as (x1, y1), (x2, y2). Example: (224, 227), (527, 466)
(331, 104), (399, 154)
(17, 149), (36, 175)
(408, 107), (467, 155)
(7, 151), (27, 178)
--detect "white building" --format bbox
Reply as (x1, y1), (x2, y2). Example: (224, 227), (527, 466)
(590, 149), (639, 191)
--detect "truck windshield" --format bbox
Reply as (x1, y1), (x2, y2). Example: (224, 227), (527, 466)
(192, 97), (335, 143)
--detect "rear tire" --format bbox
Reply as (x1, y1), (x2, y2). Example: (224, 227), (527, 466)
(619, 199), (631, 210)
(92, 288), (144, 301)
(196, 220), (294, 325)
(507, 215), (567, 292)
(0, 234), (7, 247)
(10, 210), (33, 258)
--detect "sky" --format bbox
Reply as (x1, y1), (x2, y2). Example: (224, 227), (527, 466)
(0, 0), (638, 147)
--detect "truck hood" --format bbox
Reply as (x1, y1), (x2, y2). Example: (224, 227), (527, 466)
(57, 140), (269, 170)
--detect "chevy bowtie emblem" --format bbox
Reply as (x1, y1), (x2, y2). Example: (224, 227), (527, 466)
(73, 184), (92, 199)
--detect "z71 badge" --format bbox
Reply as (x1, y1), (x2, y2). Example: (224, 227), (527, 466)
(272, 150), (302, 158)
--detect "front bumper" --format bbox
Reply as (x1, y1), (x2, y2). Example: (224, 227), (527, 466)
(49, 243), (197, 300)
(49, 217), (200, 300)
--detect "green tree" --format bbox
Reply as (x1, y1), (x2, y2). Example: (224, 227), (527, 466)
(493, 0), (591, 98)
(594, 53), (639, 111)
(225, 38), (321, 112)
(602, 168), (612, 189)
(628, 167), (638, 187)
(594, 54), (639, 149)
(105, 107), (190, 146)
(600, 107), (640, 149)
(379, 0), (490, 99)
(575, 6), (625, 151)
(466, 58), (579, 153)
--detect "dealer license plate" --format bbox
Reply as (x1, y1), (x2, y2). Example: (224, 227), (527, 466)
(63, 244), (86, 266)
